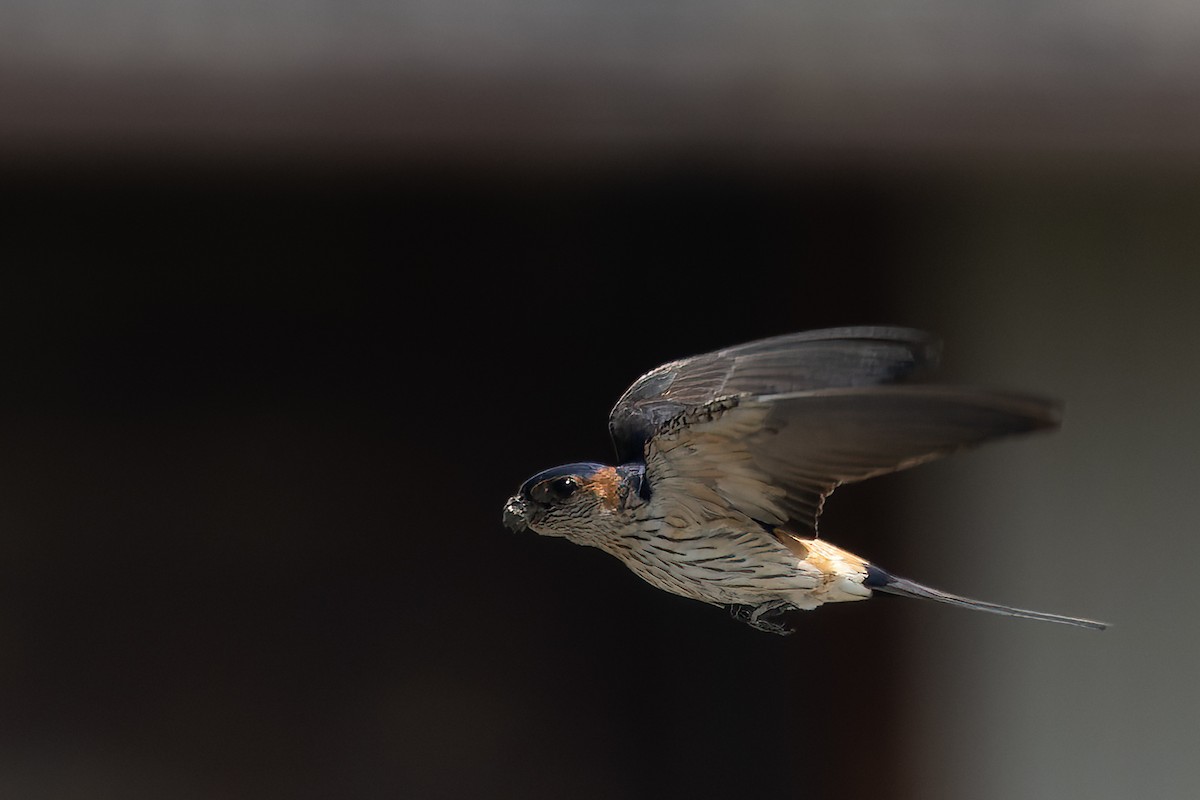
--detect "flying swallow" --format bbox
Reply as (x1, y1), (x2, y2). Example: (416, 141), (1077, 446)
(503, 327), (1107, 634)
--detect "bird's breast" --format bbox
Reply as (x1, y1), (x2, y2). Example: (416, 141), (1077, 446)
(601, 519), (821, 606)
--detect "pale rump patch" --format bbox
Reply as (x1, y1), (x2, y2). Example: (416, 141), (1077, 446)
(774, 530), (872, 601)
(585, 466), (623, 510)
(775, 530), (811, 560)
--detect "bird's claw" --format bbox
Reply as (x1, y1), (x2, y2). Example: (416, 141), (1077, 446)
(727, 602), (796, 636)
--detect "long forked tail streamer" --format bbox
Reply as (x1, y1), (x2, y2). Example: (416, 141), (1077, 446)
(867, 568), (1108, 630)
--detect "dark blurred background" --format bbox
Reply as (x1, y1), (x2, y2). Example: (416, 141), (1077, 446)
(1, 3), (1198, 799)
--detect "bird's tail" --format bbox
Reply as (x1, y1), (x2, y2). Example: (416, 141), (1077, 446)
(865, 565), (1108, 630)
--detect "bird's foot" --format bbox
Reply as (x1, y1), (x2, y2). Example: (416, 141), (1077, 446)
(727, 601), (795, 636)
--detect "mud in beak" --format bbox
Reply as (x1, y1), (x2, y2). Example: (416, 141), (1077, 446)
(503, 496), (529, 532)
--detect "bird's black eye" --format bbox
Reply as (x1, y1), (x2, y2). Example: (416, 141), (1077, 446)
(531, 476), (579, 504)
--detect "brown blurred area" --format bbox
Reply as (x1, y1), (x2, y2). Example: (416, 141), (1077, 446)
(1, 4), (1198, 799)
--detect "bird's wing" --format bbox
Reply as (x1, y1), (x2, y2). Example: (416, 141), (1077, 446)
(643, 386), (1060, 534)
(609, 327), (940, 463)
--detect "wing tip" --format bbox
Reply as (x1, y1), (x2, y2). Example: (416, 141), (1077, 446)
(834, 324), (944, 371)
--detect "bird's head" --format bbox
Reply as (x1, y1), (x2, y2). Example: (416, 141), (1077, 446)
(503, 462), (644, 546)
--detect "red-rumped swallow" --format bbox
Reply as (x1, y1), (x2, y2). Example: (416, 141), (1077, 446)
(503, 327), (1107, 634)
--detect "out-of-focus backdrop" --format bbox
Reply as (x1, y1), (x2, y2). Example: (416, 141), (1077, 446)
(2, 3), (1198, 799)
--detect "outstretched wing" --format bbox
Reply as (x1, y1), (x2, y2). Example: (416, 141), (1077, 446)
(619, 331), (1060, 534)
(609, 327), (940, 464)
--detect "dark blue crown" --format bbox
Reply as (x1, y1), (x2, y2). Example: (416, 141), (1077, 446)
(519, 462), (608, 497)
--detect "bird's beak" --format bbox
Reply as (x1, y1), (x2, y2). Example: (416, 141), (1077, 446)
(503, 496), (529, 533)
